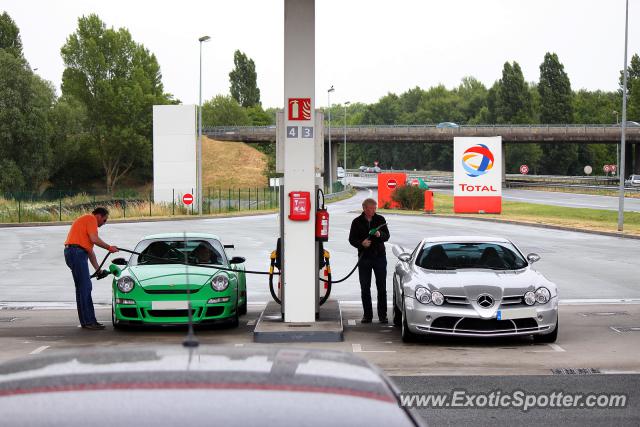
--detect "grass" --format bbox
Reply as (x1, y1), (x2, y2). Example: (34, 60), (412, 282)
(202, 137), (268, 188)
(380, 193), (640, 236)
(512, 185), (640, 199)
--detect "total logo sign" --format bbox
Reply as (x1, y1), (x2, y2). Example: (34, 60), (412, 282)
(454, 137), (502, 213)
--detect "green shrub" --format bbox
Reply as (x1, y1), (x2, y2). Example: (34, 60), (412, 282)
(391, 185), (424, 210)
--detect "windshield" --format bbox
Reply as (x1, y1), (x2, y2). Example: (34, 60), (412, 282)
(129, 239), (227, 266)
(416, 242), (527, 270)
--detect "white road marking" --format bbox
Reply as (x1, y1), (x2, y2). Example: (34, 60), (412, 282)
(234, 343), (244, 347)
(347, 319), (356, 326)
(600, 369), (640, 374)
(246, 320), (256, 326)
(352, 344), (396, 353)
(530, 343), (566, 353)
(561, 299), (640, 305)
(29, 346), (49, 355)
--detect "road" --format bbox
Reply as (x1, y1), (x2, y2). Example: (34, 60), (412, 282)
(1, 190), (640, 425)
(1, 303), (639, 426)
(346, 176), (640, 212)
(1, 189), (639, 305)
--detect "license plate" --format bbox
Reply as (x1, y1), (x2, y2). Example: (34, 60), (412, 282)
(497, 307), (536, 320)
(151, 301), (188, 310)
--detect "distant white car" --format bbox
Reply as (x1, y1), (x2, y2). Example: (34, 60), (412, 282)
(337, 167), (345, 179)
(626, 174), (640, 186)
(436, 122), (459, 129)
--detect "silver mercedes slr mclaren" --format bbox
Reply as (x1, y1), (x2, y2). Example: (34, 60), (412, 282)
(392, 236), (558, 343)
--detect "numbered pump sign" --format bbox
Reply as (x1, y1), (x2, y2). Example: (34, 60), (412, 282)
(453, 136), (502, 214)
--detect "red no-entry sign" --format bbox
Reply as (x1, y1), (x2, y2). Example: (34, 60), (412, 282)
(183, 193), (194, 205)
(387, 179), (397, 189)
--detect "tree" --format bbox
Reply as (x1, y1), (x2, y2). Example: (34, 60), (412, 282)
(47, 95), (98, 188)
(538, 53), (573, 123)
(201, 95), (251, 126)
(0, 50), (55, 192)
(620, 53), (640, 120)
(538, 53), (577, 174)
(61, 14), (172, 193)
(493, 61), (533, 124)
(0, 12), (23, 59)
(229, 50), (260, 107)
(247, 105), (273, 125)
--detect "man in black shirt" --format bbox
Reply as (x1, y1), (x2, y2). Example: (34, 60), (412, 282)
(348, 198), (390, 323)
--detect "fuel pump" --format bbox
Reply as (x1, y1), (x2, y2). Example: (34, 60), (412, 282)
(268, 188), (332, 311)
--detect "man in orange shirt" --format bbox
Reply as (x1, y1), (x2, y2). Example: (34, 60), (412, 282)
(64, 207), (118, 330)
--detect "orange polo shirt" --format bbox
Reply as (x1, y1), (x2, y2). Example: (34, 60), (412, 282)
(64, 214), (98, 252)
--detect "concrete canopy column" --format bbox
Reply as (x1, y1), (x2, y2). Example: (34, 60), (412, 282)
(282, 0), (316, 322)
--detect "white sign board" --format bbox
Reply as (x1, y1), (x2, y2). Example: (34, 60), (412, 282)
(453, 136), (502, 213)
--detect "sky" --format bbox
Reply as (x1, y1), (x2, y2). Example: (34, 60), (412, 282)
(3, 0), (638, 108)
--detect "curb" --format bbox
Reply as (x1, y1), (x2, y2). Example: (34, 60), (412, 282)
(381, 210), (640, 240)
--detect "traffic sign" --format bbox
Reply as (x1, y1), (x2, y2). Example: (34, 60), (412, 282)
(287, 98), (311, 121)
(604, 165), (611, 173)
(387, 179), (398, 189)
(611, 164), (617, 173)
(519, 164), (529, 175)
(183, 193), (194, 205)
(584, 165), (592, 175)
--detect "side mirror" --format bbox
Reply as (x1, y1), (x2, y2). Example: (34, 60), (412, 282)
(108, 264), (122, 278)
(112, 257), (128, 266)
(398, 253), (411, 262)
(229, 256), (245, 265)
(527, 253), (541, 264)
(392, 244), (410, 262)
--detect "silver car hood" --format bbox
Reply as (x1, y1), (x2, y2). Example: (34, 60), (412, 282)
(411, 266), (554, 299)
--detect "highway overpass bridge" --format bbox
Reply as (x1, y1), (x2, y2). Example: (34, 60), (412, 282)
(204, 124), (640, 176)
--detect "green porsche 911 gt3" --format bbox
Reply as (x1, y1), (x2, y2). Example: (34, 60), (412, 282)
(109, 233), (247, 329)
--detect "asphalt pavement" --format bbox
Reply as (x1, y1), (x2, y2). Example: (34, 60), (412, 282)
(2, 190), (640, 426)
(1, 188), (639, 305)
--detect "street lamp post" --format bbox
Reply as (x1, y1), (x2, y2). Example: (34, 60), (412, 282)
(614, 110), (620, 177)
(343, 101), (350, 175)
(327, 85), (335, 192)
(198, 35), (211, 215)
(618, 0), (629, 231)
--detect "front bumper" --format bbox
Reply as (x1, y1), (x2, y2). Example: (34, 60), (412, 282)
(404, 296), (558, 338)
(113, 286), (238, 325)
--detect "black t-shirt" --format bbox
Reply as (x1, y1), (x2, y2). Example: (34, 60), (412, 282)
(348, 213), (390, 258)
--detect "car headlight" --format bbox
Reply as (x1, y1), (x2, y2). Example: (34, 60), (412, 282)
(211, 275), (229, 291)
(524, 291), (536, 306)
(535, 287), (551, 304)
(415, 286), (432, 304)
(116, 276), (135, 293)
(431, 291), (444, 306)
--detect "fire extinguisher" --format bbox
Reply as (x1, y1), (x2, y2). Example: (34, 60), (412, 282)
(315, 189), (329, 242)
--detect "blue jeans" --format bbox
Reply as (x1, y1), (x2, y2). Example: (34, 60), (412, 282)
(64, 246), (97, 326)
(358, 255), (388, 320)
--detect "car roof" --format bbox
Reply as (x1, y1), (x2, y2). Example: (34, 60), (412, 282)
(0, 346), (421, 426)
(421, 236), (511, 244)
(142, 233), (221, 241)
